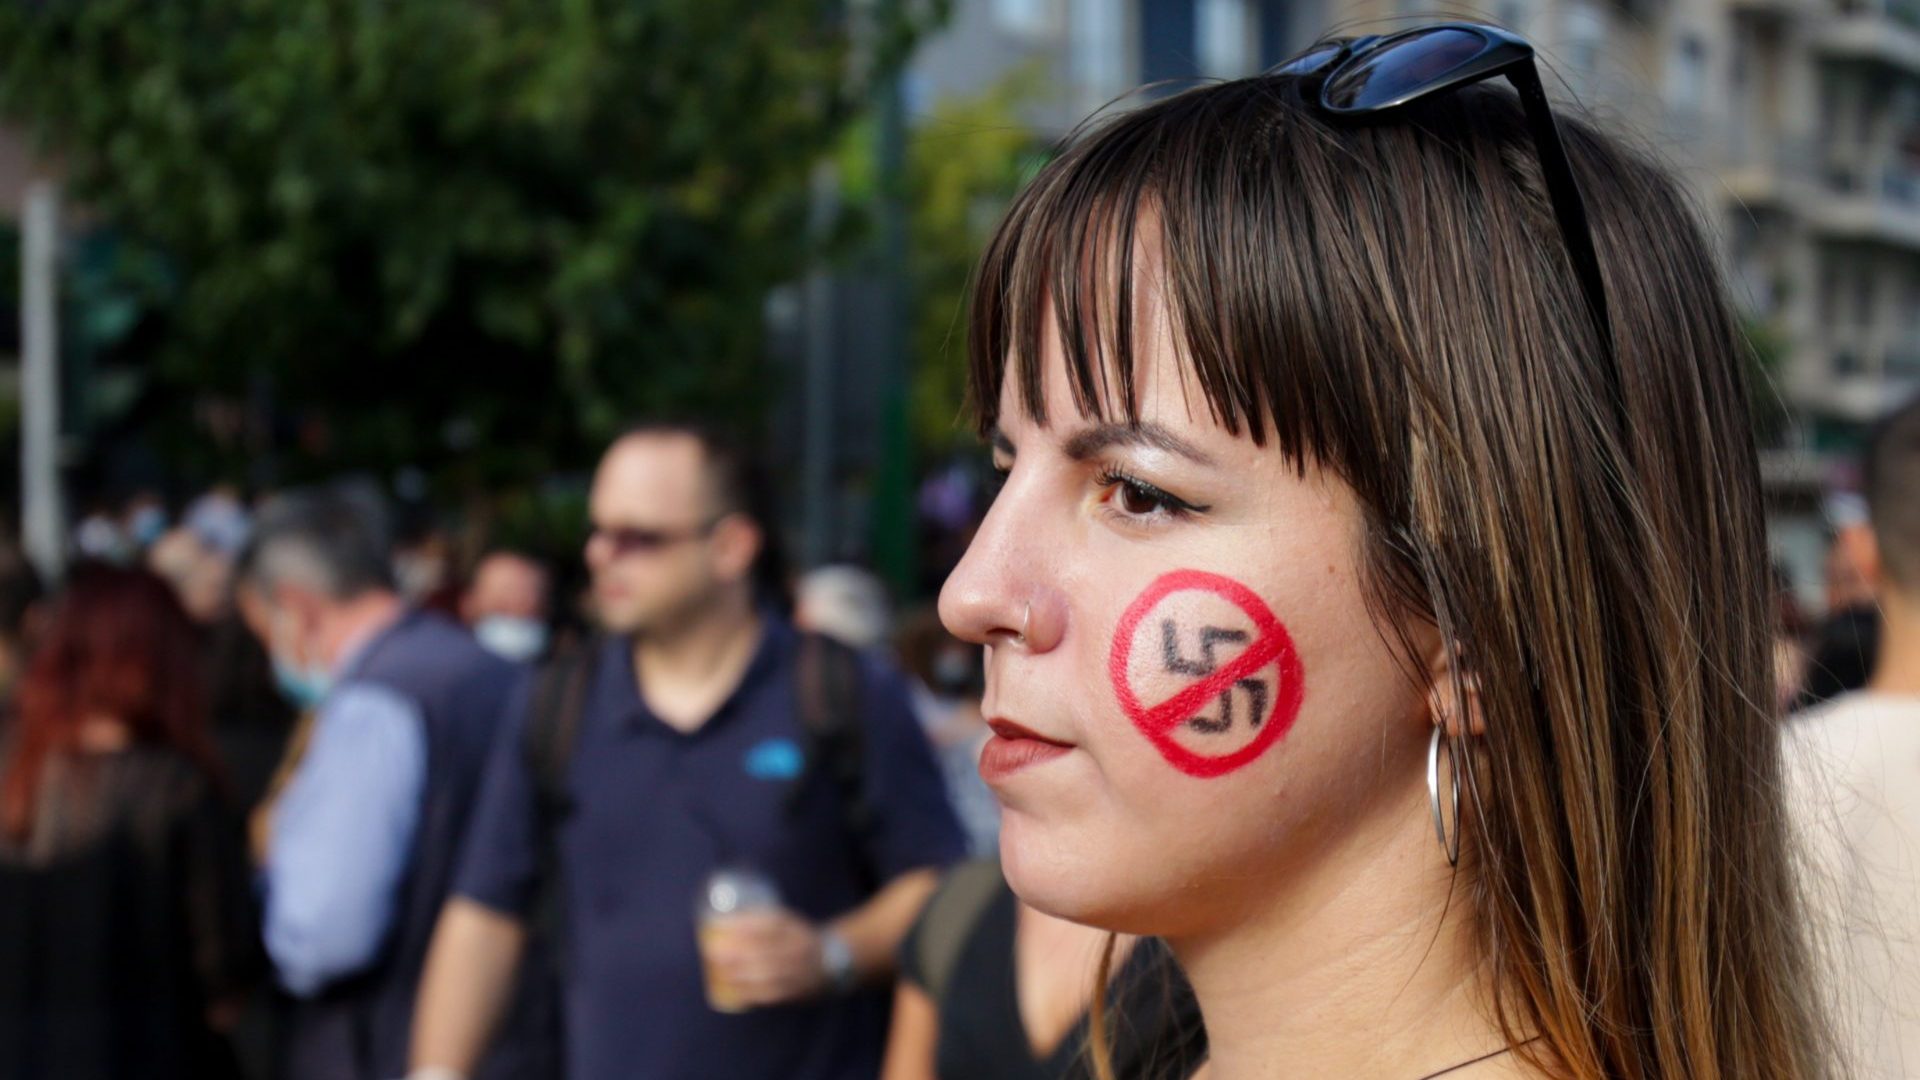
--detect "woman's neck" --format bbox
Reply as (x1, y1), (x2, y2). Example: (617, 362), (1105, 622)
(1869, 586), (1920, 697)
(1169, 790), (1522, 1080)
(1014, 901), (1136, 1060)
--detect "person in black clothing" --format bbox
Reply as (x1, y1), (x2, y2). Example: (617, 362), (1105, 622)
(1797, 603), (1880, 710)
(0, 562), (264, 1079)
(149, 524), (297, 815)
(1796, 523), (1883, 711)
(884, 860), (1202, 1080)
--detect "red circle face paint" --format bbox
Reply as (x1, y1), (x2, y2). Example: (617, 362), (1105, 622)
(1109, 569), (1306, 779)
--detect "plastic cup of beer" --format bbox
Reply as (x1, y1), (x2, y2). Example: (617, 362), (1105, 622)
(697, 867), (780, 1013)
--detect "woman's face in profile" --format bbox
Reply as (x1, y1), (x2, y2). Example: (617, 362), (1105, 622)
(940, 296), (1443, 940)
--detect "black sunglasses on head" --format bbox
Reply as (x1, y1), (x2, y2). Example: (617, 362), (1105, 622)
(1275, 23), (1613, 361)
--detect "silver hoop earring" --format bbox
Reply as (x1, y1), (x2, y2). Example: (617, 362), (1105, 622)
(1427, 725), (1462, 867)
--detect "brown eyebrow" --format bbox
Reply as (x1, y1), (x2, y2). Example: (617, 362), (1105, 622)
(987, 427), (1015, 459)
(1061, 422), (1218, 468)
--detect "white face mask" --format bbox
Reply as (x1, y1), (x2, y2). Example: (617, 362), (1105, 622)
(473, 616), (550, 663)
(269, 610), (332, 710)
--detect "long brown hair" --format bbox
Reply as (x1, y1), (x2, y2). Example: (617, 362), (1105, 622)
(966, 67), (1832, 1080)
(2, 561), (221, 840)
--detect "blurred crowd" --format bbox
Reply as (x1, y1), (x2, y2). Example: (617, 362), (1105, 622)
(0, 422), (998, 1080)
(0, 407), (1901, 1080)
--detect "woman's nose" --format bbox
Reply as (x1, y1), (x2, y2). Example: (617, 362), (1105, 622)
(938, 477), (1066, 655)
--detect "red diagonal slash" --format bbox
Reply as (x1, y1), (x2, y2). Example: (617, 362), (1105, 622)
(1109, 569), (1306, 779)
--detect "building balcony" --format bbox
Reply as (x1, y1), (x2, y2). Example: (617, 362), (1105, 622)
(1814, 372), (1918, 418)
(1818, 2), (1920, 73)
(1714, 133), (1920, 255)
(1719, 133), (1819, 212)
(1728, 0), (1814, 20)
(1790, 336), (1920, 420)
(1808, 166), (1920, 252)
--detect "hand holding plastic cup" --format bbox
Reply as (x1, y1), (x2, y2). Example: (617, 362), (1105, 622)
(696, 867), (781, 1013)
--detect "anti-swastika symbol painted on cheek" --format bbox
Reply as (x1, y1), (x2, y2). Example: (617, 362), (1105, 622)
(1158, 621), (1270, 735)
(1110, 570), (1306, 779)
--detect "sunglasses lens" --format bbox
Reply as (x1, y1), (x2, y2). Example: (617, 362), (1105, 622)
(1321, 27), (1489, 111)
(597, 527), (664, 554)
(1271, 41), (1347, 78)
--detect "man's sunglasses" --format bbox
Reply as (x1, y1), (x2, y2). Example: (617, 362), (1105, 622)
(589, 520), (719, 556)
(1275, 23), (1613, 360)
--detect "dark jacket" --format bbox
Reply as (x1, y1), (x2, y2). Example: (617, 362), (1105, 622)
(0, 744), (264, 1080)
(284, 610), (536, 1080)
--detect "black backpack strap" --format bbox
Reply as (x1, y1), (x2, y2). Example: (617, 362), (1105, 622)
(788, 633), (877, 882)
(910, 858), (1004, 1006)
(522, 637), (598, 980)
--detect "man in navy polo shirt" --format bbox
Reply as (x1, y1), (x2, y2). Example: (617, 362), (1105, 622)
(409, 422), (966, 1080)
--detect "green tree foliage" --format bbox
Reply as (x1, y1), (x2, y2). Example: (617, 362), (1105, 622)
(903, 69), (1044, 455)
(0, 0), (937, 489)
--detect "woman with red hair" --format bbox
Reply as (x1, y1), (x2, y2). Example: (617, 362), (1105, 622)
(0, 561), (262, 1079)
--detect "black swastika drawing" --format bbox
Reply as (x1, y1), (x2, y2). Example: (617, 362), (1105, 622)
(1159, 620), (1271, 736)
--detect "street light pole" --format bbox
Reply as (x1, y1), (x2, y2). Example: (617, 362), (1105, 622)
(801, 162), (840, 567)
(870, 17), (917, 596)
(21, 180), (65, 581)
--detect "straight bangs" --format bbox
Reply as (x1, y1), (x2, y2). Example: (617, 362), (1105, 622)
(965, 76), (1413, 482)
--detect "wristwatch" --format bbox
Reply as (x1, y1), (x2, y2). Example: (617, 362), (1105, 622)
(818, 927), (857, 994)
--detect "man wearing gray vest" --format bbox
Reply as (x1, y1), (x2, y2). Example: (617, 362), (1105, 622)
(238, 492), (539, 1080)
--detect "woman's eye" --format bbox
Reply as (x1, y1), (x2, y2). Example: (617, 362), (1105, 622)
(1098, 469), (1204, 520)
(1116, 478), (1169, 516)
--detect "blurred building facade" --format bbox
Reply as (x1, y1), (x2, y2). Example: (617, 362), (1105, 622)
(906, 0), (1919, 599)
(916, 0), (1916, 429)
(1717, 0), (1919, 435)
(6, 2), (1914, 598)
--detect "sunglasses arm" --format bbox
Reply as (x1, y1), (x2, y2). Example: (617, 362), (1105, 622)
(1503, 64), (1615, 359)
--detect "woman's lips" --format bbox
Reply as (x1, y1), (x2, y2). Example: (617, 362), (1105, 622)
(979, 718), (1074, 783)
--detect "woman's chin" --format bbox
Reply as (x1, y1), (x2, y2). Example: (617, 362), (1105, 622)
(999, 816), (1093, 915)
(999, 815), (1162, 933)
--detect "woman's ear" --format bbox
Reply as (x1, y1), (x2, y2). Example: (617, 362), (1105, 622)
(1422, 638), (1485, 740)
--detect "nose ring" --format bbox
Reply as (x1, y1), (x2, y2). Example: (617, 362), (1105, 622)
(1014, 602), (1032, 645)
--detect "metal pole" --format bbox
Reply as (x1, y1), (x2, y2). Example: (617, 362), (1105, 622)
(21, 181), (65, 581)
(801, 162), (840, 567)
(870, 49), (916, 595)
